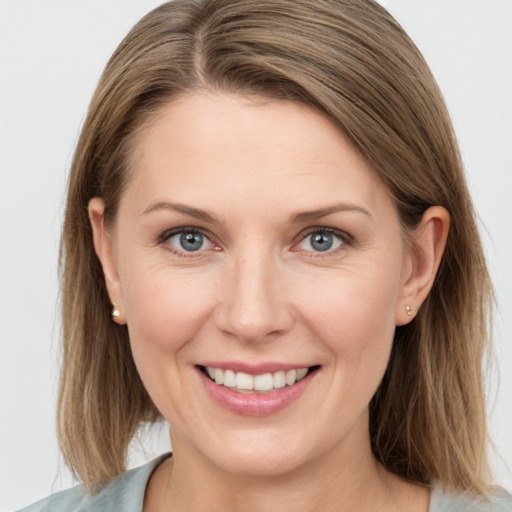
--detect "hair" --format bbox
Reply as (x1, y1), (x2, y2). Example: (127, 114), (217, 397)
(58, 0), (493, 493)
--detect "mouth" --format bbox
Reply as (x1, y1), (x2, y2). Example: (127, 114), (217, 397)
(198, 365), (320, 394)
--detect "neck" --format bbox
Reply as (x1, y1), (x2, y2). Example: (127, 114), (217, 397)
(149, 425), (428, 512)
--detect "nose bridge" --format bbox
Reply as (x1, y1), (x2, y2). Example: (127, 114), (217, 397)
(216, 242), (292, 342)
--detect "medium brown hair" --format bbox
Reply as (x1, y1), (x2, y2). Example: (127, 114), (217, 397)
(58, 0), (493, 492)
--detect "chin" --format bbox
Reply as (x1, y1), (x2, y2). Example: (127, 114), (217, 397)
(192, 427), (319, 478)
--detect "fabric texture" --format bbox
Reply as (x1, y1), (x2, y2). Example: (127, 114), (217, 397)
(16, 453), (170, 512)
(430, 485), (512, 512)
(18, 453), (512, 511)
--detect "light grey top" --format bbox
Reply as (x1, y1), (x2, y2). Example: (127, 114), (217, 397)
(18, 453), (512, 511)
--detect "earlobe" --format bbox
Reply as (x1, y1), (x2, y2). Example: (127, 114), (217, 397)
(88, 198), (126, 324)
(396, 206), (450, 326)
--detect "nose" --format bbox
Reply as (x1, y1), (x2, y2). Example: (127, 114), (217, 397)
(214, 248), (294, 344)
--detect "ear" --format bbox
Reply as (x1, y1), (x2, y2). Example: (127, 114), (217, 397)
(88, 197), (126, 324)
(396, 206), (450, 326)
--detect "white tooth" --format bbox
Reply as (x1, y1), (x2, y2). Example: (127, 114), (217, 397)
(223, 369), (236, 388)
(273, 371), (286, 389)
(214, 368), (224, 385)
(285, 369), (297, 386)
(297, 368), (308, 381)
(236, 372), (254, 390)
(206, 367), (216, 380)
(254, 373), (273, 391)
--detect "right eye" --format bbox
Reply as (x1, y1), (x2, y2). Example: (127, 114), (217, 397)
(160, 228), (216, 256)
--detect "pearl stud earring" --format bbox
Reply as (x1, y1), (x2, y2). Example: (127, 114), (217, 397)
(111, 303), (120, 318)
(405, 305), (415, 316)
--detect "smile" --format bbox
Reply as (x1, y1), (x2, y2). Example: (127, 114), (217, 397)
(202, 366), (312, 393)
(197, 364), (319, 416)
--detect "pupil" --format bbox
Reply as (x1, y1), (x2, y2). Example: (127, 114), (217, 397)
(180, 232), (203, 251)
(311, 233), (332, 251)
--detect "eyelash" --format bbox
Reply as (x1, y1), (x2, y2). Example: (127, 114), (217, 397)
(157, 227), (217, 258)
(156, 226), (353, 258)
(294, 227), (352, 257)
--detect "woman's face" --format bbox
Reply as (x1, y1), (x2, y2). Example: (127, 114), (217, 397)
(95, 92), (417, 475)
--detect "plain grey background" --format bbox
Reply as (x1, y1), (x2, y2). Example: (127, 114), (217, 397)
(1, 1), (511, 510)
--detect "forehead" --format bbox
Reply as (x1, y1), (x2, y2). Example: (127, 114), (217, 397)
(122, 92), (394, 220)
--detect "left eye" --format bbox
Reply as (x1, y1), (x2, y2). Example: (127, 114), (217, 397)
(165, 229), (214, 253)
(297, 230), (345, 253)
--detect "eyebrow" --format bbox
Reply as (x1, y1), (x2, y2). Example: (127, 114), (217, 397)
(290, 203), (372, 223)
(143, 202), (218, 223)
(142, 201), (372, 223)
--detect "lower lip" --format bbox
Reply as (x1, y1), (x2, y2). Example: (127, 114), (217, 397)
(197, 367), (316, 416)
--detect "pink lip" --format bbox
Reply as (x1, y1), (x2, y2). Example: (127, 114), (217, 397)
(196, 366), (317, 417)
(198, 361), (310, 375)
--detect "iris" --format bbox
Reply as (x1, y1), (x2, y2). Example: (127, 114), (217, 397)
(180, 232), (204, 251)
(310, 232), (333, 252)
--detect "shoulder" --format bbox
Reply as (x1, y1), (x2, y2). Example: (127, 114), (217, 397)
(17, 453), (171, 512)
(430, 485), (512, 512)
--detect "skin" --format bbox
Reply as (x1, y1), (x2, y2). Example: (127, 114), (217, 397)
(89, 92), (449, 512)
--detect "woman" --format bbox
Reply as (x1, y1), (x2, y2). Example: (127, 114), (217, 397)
(18, 0), (512, 510)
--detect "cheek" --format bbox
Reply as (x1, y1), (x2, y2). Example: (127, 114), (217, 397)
(295, 268), (400, 429)
(301, 261), (400, 334)
(296, 261), (401, 381)
(119, 265), (219, 420)
(120, 264), (216, 364)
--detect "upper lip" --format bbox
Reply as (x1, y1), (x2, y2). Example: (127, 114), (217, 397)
(197, 361), (314, 375)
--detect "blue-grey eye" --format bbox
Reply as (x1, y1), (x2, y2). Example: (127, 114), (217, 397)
(166, 230), (212, 252)
(311, 232), (333, 251)
(298, 230), (344, 253)
(180, 232), (204, 251)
